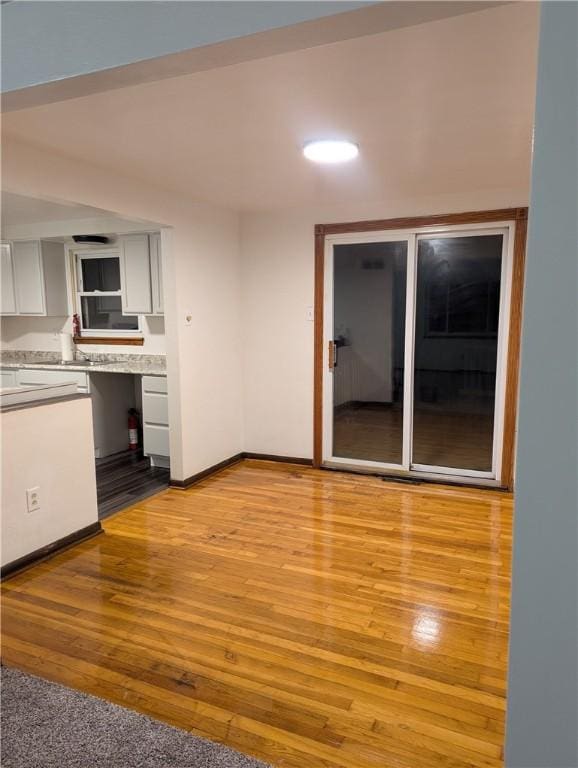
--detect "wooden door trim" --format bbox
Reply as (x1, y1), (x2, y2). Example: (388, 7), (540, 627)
(501, 213), (528, 489)
(313, 230), (325, 467)
(313, 207), (528, 489)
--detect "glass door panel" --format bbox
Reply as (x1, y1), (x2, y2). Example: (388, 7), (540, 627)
(332, 241), (408, 465)
(412, 234), (504, 473)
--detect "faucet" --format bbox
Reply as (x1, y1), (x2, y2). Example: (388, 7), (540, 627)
(75, 348), (91, 362)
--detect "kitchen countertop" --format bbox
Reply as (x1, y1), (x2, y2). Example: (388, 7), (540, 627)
(0, 351), (166, 376)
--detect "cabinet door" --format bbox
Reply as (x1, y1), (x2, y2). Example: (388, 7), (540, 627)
(0, 370), (17, 388)
(149, 233), (164, 315)
(143, 424), (170, 457)
(15, 368), (88, 390)
(13, 241), (45, 315)
(1, 243), (17, 315)
(120, 234), (152, 315)
(142, 375), (169, 427)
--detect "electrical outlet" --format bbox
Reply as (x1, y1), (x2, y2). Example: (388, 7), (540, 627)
(26, 487), (41, 513)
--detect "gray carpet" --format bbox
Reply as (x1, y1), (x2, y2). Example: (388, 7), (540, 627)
(1, 666), (270, 768)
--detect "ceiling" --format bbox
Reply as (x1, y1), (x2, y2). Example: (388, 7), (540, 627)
(0, 191), (115, 226)
(0, 192), (159, 240)
(1, 3), (539, 213)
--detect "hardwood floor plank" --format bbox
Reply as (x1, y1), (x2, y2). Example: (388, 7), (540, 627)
(96, 450), (170, 518)
(1, 460), (512, 767)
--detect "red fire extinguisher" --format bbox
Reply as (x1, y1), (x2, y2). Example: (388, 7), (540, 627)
(128, 409), (139, 451)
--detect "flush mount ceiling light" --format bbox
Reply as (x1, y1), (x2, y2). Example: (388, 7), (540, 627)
(303, 139), (359, 164)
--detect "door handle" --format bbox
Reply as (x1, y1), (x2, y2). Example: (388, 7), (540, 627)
(328, 340), (338, 369)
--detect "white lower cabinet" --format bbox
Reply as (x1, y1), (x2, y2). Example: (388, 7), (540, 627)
(0, 369), (17, 388)
(142, 375), (169, 467)
(15, 367), (89, 392)
(4, 367), (169, 466)
(143, 423), (170, 458)
(10, 367), (135, 459)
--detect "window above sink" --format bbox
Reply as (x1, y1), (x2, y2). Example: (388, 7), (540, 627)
(75, 251), (140, 337)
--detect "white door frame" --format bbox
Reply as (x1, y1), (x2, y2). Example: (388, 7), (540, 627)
(321, 220), (515, 485)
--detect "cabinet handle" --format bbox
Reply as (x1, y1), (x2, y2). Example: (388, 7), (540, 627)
(328, 340), (338, 369)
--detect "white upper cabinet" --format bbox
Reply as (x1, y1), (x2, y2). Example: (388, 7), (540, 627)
(1, 243), (17, 315)
(3, 240), (67, 317)
(119, 234), (152, 315)
(149, 233), (164, 315)
(119, 232), (164, 317)
(13, 240), (45, 314)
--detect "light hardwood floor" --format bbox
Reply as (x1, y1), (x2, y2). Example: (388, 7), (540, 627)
(1, 460), (512, 768)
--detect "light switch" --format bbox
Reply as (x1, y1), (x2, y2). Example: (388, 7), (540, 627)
(306, 306), (314, 322)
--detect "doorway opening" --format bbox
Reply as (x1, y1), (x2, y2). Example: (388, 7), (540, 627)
(314, 209), (527, 488)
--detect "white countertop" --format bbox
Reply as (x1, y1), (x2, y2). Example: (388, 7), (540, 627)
(0, 353), (166, 376)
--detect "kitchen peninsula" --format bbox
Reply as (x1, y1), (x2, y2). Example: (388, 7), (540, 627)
(1, 384), (100, 576)
(1, 351), (170, 517)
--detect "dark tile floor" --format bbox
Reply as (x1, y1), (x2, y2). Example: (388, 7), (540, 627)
(95, 451), (170, 519)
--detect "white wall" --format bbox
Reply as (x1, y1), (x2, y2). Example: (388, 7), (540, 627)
(170, 206), (243, 478)
(240, 189), (529, 459)
(2, 138), (244, 482)
(1, 396), (98, 566)
(0, 314), (166, 355)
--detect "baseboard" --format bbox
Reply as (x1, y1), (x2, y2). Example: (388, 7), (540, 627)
(1, 521), (103, 581)
(170, 453), (244, 489)
(242, 452), (313, 466)
(170, 452), (313, 489)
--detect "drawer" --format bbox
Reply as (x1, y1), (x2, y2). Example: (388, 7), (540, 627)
(16, 368), (89, 390)
(143, 424), (170, 457)
(142, 375), (167, 394)
(1, 369), (17, 388)
(142, 392), (169, 426)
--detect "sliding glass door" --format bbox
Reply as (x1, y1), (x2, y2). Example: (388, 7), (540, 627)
(412, 233), (504, 475)
(323, 225), (511, 483)
(331, 238), (409, 468)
